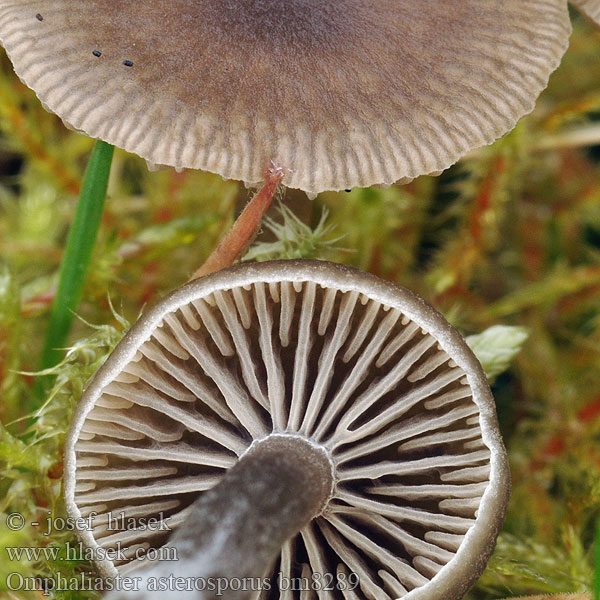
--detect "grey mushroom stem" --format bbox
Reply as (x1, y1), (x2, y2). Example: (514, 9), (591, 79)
(105, 434), (335, 600)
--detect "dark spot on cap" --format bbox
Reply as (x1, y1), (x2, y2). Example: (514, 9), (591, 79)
(123, 60), (134, 67)
(35, 13), (43, 21)
(93, 50), (102, 58)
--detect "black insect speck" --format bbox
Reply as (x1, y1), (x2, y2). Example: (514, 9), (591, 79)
(123, 60), (134, 67)
(93, 50), (102, 57)
(35, 13), (43, 21)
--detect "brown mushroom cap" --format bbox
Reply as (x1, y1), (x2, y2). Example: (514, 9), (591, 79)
(571, 0), (600, 26)
(0, 1), (570, 194)
(65, 259), (509, 600)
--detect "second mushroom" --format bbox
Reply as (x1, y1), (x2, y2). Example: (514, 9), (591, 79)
(65, 260), (509, 600)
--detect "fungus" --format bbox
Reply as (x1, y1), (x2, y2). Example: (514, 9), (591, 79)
(0, 1), (571, 194)
(64, 260), (509, 599)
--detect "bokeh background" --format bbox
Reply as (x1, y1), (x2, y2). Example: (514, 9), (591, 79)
(0, 7), (599, 600)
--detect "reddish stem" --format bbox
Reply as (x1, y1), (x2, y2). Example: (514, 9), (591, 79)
(190, 162), (285, 280)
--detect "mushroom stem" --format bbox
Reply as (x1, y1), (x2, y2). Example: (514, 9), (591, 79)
(190, 162), (285, 280)
(108, 434), (334, 600)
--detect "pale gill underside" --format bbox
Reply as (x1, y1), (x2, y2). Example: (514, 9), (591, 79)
(0, 0), (570, 193)
(71, 276), (495, 600)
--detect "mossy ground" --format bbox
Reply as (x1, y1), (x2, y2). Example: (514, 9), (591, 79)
(1, 9), (600, 600)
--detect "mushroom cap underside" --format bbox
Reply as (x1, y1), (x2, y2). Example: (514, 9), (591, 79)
(64, 260), (509, 600)
(0, 0), (570, 193)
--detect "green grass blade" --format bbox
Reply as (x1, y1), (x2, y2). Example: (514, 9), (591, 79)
(36, 140), (114, 397)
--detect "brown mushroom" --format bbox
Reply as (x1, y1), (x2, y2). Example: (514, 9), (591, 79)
(65, 259), (509, 599)
(0, 1), (570, 194)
